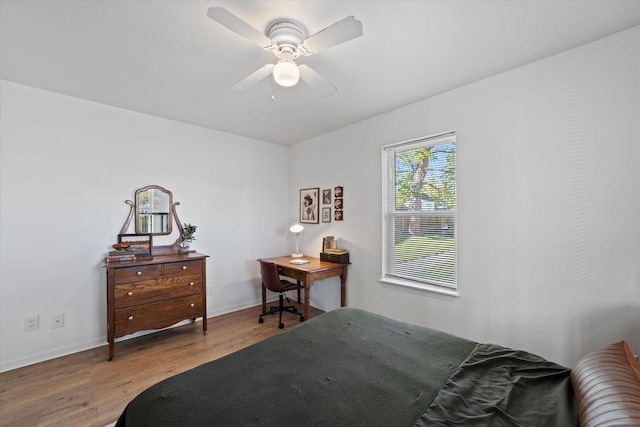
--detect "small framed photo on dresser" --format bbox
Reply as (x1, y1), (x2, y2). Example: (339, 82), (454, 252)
(118, 234), (152, 258)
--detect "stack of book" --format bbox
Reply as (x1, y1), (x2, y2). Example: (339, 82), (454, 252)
(105, 250), (136, 263)
(324, 248), (348, 254)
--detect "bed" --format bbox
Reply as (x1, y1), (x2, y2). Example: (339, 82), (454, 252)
(115, 308), (639, 426)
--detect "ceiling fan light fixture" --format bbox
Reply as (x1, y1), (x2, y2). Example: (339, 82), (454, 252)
(207, 8), (363, 92)
(273, 59), (300, 87)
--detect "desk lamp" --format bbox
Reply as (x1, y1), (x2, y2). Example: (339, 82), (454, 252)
(289, 223), (304, 258)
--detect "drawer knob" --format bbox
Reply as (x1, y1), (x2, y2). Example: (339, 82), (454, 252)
(189, 282), (194, 287)
(182, 265), (187, 270)
(190, 303), (195, 308)
(128, 315), (134, 320)
(127, 291), (133, 296)
(136, 271), (142, 276)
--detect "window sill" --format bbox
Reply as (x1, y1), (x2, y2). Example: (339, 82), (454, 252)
(379, 277), (460, 298)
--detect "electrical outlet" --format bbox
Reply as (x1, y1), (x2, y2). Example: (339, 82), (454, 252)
(24, 315), (39, 331)
(51, 313), (65, 329)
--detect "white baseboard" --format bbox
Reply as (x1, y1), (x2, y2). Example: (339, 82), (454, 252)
(1, 296), (323, 373)
(1, 297), (274, 373)
(1, 336), (107, 373)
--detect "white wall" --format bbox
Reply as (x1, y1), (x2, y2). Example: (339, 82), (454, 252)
(0, 81), (289, 371)
(289, 27), (640, 368)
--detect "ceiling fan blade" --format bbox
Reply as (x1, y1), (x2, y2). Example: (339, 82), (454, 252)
(207, 7), (273, 48)
(300, 16), (363, 55)
(299, 65), (337, 94)
(232, 64), (274, 91)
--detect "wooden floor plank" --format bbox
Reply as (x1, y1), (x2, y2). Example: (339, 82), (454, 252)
(0, 304), (322, 427)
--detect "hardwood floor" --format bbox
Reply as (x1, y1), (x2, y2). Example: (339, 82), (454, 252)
(0, 304), (323, 427)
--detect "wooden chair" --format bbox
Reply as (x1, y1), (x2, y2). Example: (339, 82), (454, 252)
(258, 260), (304, 328)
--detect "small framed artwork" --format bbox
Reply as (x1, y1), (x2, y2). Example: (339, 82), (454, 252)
(334, 186), (343, 198)
(300, 188), (319, 224)
(322, 207), (331, 223)
(322, 189), (332, 204)
(334, 209), (343, 221)
(118, 234), (152, 258)
(334, 198), (343, 209)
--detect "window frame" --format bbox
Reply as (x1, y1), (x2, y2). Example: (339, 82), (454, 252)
(380, 131), (458, 297)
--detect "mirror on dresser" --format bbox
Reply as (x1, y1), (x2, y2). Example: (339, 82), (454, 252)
(135, 185), (172, 235)
(118, 184), (186, 255)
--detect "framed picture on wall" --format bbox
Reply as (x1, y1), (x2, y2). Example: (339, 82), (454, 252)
(322, 207), (331, 223)
(322, 189), (332, 204)
(300, 188), (319, 224)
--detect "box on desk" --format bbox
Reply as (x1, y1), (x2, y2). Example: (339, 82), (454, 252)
(320, 251), (350, 264)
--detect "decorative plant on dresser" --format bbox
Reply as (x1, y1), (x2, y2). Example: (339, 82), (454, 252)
(179, 223), (197, 254)
(104, 185), (208, 361)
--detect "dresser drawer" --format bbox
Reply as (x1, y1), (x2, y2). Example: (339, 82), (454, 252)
(113, 264), (162, 284)
(163, 259), (203, 277)
(113, 274), (202, 309)
(114, 294), (204, 336)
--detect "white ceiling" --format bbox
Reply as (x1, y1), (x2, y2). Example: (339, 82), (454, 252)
(2, 1), (639, 146)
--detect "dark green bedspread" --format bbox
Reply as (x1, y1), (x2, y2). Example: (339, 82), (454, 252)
(116, 308), (577, 426)
(417, 343), (578, 426)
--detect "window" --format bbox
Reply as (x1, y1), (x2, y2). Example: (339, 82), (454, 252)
(382, 132), (456, 294)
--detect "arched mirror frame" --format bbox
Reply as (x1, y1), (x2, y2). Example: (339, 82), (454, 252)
(135, 185), (173, 235)
(119, 185), (186, 255)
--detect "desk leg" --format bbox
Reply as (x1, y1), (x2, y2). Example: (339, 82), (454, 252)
(297, 282), (301, 304)
(261, 283), (267, 315)
(340, 266), (348, 307)
(303, 281), (311, 321)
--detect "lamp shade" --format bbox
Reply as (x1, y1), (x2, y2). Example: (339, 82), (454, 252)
(273, 60), (300, 87)
(290, 223), (304, 257)
(289, 224), (304, 233)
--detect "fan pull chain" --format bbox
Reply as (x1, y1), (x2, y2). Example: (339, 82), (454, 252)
(271, 79), (275, 101)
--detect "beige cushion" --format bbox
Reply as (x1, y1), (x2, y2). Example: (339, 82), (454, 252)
(571, 341), (640, 426)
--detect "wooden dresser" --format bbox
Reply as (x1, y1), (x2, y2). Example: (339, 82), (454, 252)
(105, 252), (209, 360)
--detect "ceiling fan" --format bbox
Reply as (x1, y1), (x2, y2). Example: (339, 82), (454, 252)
(207, 7), (363, 93)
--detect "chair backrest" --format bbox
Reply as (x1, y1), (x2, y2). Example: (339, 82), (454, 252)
(259, 260), (287, 293)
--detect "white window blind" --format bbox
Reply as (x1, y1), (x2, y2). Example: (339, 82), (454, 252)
(382, 132), (456, 290)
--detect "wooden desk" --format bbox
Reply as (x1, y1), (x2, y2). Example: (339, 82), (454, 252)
(259, 256), (349, 321)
